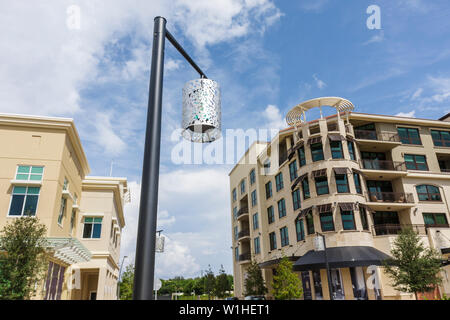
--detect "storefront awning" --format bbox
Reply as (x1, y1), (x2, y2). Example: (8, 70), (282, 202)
(259, 256), (300, 269)
(293, 246), (392, 271)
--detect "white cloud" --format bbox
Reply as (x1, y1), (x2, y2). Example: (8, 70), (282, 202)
(263, 104), (286, 130)
(363, 31), (385, 45)
(411, 88), (423, 100)
(395, 111), (416, 118)
(312, 74), (327, 89)
(298, 0), (329, 12)
(92, 113), (126, 156)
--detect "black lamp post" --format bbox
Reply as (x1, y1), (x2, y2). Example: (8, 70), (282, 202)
(315, 232), (334, 300)
(133, 16), (219, 300)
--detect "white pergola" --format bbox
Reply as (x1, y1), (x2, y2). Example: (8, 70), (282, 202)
(47, 237), (91, 265)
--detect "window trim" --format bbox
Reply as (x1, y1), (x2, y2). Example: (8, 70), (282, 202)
(7, 186), (41, 217)
(82, 216), (103, 239)
(397, 127), (422, 145)
(423, 212), (449, 227)
(14, 165), (45, 182)
(404, 154), (428, 171)
(416, 184), (442, 202)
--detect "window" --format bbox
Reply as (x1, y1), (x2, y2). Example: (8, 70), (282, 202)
(264, 160), (271, 175)
(240, 180), (246, 194)
(251, 190), (257, 207)
(335, 174), (350, 193)
(275, 173), (284, 191)
(423, 213), (449, 227)
(15, 165), (44, 181)
(63, 177), (69, 191)
(232, 188), (236, 201)
(405, 154), (428, 171)
(289, 160), (298, 181)
(353, 173), (362, 194)
(320, 212), (335, 232)
(235, 247), (239, 261)
(83, 217), (103, 239)
(234, 226), (238, 241)
(398, 127), (421, 145)
(267, 206), (275, 224)
(306, 212), (315, 235)
(315, 177), (329, 195)
(250, 169), (256, 185)
(233, 207), (237, 220)
(8, 186), (40, 216)
(57, 197), (67, 225)
(265, 181), (273, 199)
(254, 237), (261, 254)
(292, 189), (301, 211)
(252, 213), (259, 230)
(298, 147), (306, 167)
(341, 210), (356, 230)
(359, 206), (369, 230)
(302, 178), (310, 199)
(280, 227), (289, 247)
(278, 198), (286, 218)
(296, 219), (305, 241)
(70, 210), (77, 233)
(269, 232), (277, 250)
(330, 141), (344, 159)
(416, 185), (441, 201)
(311, 143), (324, 162)
(431, 130), (450, 147)
(348, 141), (356, 160)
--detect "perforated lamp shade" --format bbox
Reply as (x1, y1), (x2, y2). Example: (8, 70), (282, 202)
(182, 78), (221, 143)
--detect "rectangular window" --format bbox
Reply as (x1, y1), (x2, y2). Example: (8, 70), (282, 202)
(431, 130), (450, 147)
(296, 219), (305, 241)
(289, 160), (298, 181)
(232, 188), (236, 201)
(234, 226), (238, 241)
(353, 173), (362, 194)
(250, 169), (256, 185)
(348, 141), (356, 160)
(302, 178), (310, 199)
(63, 177), (69, 191)
(233, 207), (237, 220)
(254, 237), (261, 254)
(8, 186), (40, 216)
(83, 217), (103, 239)
(251, 190), (257, 207)
(57, 197), (67, 225)
(267, 206), (275, 224)
(269, 232), (277, 250)
(423, 213), (449, 227)
(320, 212), (335, 232)
(235, 247), (239, 261)
(280, 226), (289, 247)
(335, 174), (350, 193)
(240, 180), (246, 194)
(341, 210), (356, 230)
(330, 141), (344, 159)
(278, 198), (286, 218)
(298, 147), (306, 167)
(416, 185), (441, 201)
(15, 165), (44, 181)
(311, 143), (324, 162)
(359, 206), (369, 230)
(398, 127), (421, 145)
(253, 213), (259, 230)
(275, 172), (284, 191)
(265, 181), (273, 199)
(405, 154), (428, 171)
(292, 189), (301, 211)
(306, 212), (315, 235)
(315, 177), (329, 195)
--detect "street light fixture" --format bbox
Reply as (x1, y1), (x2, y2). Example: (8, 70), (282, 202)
(314, 232), (334, 300)
(117, 255), (128, 300)
(133, 16), (221, 300)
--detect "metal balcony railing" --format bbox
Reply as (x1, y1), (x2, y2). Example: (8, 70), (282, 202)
(238, 229), (250, 239)
(354, 130), (400, 142)
(367, 192), (414, 203)
(360, 159), (406, 171)
(239, 253), (251, 262)
(237, 207), (249, 217)
(372, 224), (427, 236)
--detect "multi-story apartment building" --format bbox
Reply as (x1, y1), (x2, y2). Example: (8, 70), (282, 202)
(229, 97), (450, 300)
(0, 113), (129, 300)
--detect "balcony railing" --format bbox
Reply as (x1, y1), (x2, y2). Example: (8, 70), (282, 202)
(238, 229), (250, 239)
(354, 130), (400, 142)
(367, 192), (414, 203)
(237, 207), (249, 217)
(372, 224), (427, 236)
(239, 253), (251, 262)
(360, 159), (406, 171)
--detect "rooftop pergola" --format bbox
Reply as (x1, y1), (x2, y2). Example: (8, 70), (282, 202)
(286, 97), (355, 126)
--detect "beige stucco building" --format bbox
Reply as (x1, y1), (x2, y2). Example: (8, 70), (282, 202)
(229, 97), (450, 300)
(0, 113), (129, 300)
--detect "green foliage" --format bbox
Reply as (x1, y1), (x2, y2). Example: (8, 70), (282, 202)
(244, 260), (267, 296)
(383, 227), (443, 296)
(214, 265), (232, 298)
(271, 256), (303, 300)
(203, 265), (215, 300)
(118, 264), (134, 300)
(0, 216), (48, 300)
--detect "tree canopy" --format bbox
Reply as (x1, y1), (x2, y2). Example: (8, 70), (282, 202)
(271, 256), (303, 300)
(244, 260), (267, 296)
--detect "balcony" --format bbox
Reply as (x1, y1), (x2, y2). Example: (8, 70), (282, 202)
(238, 253), (251, 263)
(236, 207), (249, 220)
(238, 229), (250, 240)
(359, 160), (407, 179)
(372, 224), (426, 236)
(366, 192), (415, 210)
(355, 130), (401, 151)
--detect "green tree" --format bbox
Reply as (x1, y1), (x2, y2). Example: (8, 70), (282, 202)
(203, 265), (215, 300)
(244, 260), (267, 296)
(0, 216), (48, 300)
(271, 256), (303, 300)
(383, 227), (443, 300)
(193, 277), (205, 296)
(118, 264), (134, 300)
(214, 265), (231, 298)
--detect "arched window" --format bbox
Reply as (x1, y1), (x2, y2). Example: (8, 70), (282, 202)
(416, 185), (441, 201)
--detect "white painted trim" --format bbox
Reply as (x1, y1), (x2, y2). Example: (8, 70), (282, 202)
(82, 213), (105, 217)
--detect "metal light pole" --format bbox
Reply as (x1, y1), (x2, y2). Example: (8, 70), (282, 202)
(117, 255), (128, 300)
(133, 16), (219, 300)
(315, 233), (334, 300)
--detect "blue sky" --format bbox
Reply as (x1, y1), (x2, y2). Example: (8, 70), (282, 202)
(1, 0), (450, 280)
